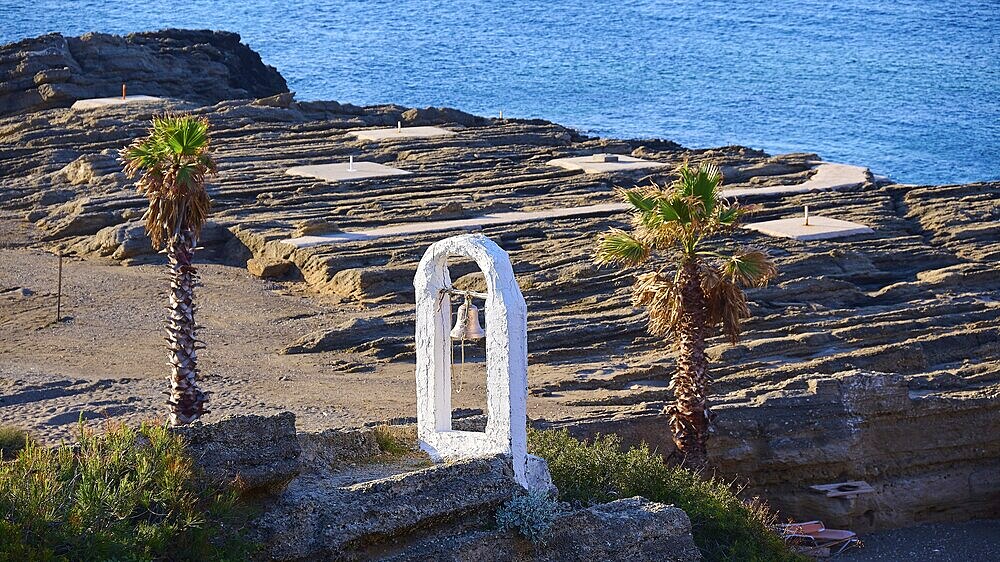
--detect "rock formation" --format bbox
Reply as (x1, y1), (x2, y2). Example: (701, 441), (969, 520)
(0, 30), (288, 116)
(1, 33), (997, 533)
(175, 411), (301, 493)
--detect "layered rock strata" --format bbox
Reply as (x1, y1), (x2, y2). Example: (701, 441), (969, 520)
(0, 30), (288, 116)
(1, 67), (997, 531)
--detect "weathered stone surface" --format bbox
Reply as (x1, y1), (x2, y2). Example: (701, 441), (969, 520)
(384, 497), (700, 562)
(401, 106), (487, 127)
(282, 317), (388, 354)
(328, 266), (415, 302)
(175, 411), (301, 493)
(247, 256), (292, 278)
(711, 371), (1000, 531)
(0, 30), (288, 115)
(297, 427), (382, 470)
(253, 456), (519, 561)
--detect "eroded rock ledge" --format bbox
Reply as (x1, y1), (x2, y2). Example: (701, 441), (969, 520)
(1, 32), (997, 535)
(0, 29), (288, 116)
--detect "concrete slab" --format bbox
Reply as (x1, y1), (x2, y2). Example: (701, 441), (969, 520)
(547, 154), (668, 174)
(743, 215), (874, 241)
(348, 126), (456, 141)
(71, 95), (163, 110)
(725, 162), (869, 198)
(285, 161), (412, 183)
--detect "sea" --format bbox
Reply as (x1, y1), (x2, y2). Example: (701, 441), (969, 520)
(2, 0), (998, 185)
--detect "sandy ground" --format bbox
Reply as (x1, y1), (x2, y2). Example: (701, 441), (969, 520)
(0, 247), (507, 442)
(843, 519), (1000, 561)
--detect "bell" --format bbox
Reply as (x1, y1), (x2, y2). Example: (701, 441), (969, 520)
(451, 300), (486, 340)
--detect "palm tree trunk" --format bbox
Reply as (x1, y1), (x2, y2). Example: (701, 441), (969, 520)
(670, 260), (710, 468)
(166, 227), (208, 425)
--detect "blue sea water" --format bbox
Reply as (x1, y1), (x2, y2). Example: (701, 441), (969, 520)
(2, 0), (998, 185)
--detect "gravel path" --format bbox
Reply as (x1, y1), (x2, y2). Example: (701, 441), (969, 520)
(842, 519), (1000, 561)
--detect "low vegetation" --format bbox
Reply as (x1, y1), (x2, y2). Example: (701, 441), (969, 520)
(496, 490), (566, 544)
(372, 423), (419, 457)
(0, 424), (32, 461)
(0, 421), (256, 561)
(528, 429), (806, 562)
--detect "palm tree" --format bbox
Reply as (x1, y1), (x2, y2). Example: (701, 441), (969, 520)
(595, 162), (777, 468)
(121, 115), (216, 426)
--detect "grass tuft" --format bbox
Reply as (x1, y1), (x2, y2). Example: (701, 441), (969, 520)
(373, 424), (418, 457)
(0, 425), (32, 461)
(528, 428), (807, 562)
(0, 420), (256, 561)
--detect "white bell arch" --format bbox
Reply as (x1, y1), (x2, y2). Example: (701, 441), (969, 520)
(414, 233), (548, 489)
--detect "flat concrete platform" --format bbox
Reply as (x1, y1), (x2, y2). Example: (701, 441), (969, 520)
(743, 215), (874, 241)
(725, 162), (870, 198)
(348, 126), (456, 141)
(286, 162), (412, 183)
(71, 95), (162, 110)
(547, 154), (668, 174)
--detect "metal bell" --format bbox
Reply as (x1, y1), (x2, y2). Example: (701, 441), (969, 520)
(451, 300), (486, 340)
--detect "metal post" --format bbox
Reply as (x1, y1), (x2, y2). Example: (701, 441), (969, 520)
(804, 205), (810, 226)
(122, 83), (126, 100)
(56, 254), (63, 322)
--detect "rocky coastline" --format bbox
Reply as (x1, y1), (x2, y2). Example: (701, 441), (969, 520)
(1, 28), (998, 544)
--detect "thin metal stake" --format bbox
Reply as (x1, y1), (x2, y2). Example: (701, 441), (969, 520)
(804, 205), (810, 226)
(56, 254), (63, 322)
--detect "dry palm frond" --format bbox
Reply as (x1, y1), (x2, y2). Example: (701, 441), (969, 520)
(701, 264), (750, 343)
(632, 270), (683, 337)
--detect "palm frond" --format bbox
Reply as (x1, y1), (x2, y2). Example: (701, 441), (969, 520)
(701, 264), (750, 343)
(619, 187), (657, 213)
(721, 250), (778, 288)
(676, 162), (722, 215)
(120, 114), (216, 249)
(633, 270), (683, 337)
(595, 229), (650, 267)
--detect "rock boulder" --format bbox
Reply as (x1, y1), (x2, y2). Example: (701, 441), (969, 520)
(0, 30), (288, 116)
(175, 411), (301, 493)
(385, 497), (701, 562)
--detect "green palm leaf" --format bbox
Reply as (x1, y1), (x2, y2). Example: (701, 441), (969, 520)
(595, 229), (650, 266)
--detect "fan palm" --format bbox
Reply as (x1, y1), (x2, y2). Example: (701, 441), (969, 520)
(121, 115), (216, 426)
(595, 162), (777, 468)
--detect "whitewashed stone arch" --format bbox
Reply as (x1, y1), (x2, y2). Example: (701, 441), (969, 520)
(414, 234), (549, 490)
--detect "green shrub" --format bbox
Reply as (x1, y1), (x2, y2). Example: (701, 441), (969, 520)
(0, 421), (256, 561)
(528, 428), (806, 562)
(496, 490), (566, 544)
(0, 425), (32, 461)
